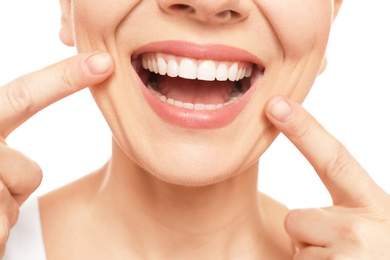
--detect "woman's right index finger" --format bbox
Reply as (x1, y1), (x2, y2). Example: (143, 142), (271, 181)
(0, 51), (113, 138)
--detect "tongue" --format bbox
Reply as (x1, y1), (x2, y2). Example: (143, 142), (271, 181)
(158, 76), (233, 104)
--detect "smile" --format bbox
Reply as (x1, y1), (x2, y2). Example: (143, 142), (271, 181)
(132, 41), (264, 129)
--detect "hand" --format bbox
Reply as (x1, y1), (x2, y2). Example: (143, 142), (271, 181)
(265, 96), (390, 259)
(0, 51), (113, 256)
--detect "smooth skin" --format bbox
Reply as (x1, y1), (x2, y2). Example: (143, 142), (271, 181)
(2, 0), (390, 259)
(1, 53), (390, 259)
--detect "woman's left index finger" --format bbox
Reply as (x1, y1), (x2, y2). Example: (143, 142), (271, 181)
(265, 96), (385, 207)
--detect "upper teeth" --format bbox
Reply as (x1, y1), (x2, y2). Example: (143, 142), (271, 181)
(142, 53), (253, 82)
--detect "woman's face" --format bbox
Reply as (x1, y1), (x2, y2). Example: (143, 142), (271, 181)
(60, 0), (340, 185)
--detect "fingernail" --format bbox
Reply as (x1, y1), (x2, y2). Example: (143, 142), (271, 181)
(268, 97), (293, 122)
(83, 52), (112, 75)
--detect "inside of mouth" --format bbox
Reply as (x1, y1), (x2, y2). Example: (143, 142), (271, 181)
(135, 55), (256, 110)
(147, 73), (247, 105)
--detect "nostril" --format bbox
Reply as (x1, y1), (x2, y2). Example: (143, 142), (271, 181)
(162, 2), (248, 24)
(170, 4), (195, 14)
(216, 10), (240, 20)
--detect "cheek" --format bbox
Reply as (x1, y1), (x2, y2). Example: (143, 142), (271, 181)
(71, 0), (142, 51)
(259, 0), (333, 60)
(254, 0), (334, 104)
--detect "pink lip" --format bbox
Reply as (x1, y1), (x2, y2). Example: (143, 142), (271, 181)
(133, 41), (264, 65)
(132, 41), (263, 129)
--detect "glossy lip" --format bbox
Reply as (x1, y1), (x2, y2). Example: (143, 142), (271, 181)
(132, 41), (264, 129)
(133, 41), (265, 66)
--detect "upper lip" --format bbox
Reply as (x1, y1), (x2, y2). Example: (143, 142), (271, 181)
(132, 40), (265, 70)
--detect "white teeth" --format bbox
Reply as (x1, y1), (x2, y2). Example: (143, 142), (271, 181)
(228, 63), (238, 81)
(142, 59), (148, 70)
(245, 65), (253, 77)
(167, 60), (179, 77)
(142, 53), (253, 109)
(147, 60), (154, 73)
(183, 102), (194, 109)
(152, 59), (158, 74)
(216, 63), (228, 81)
(179, 58), (197, 79)
(157, 57), (167, 75)
(142, 53), (253, 82)
(194, 104), (205, 110)
(197, 60), (217, 81)
(147, 83), (242, 111)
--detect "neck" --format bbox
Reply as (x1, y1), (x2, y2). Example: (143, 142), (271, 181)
(94, 141), (268, 259)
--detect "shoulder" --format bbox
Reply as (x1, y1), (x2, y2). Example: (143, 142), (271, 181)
(38, 171), (104, 259)
(3, 197), (46, 260)
(258, 192), (290, 220)
(258, 192), (295, 258)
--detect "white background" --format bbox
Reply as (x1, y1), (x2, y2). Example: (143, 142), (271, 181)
(0, 1), (389, 210)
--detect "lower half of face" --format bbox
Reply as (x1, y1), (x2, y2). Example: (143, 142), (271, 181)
(70, 0), (333, 186)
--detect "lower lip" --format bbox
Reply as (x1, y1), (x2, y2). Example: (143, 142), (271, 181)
(136, 74), (258, 129)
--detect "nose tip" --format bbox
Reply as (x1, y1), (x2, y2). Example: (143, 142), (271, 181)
(159, 0), (249, 24)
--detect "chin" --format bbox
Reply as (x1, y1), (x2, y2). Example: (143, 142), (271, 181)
(148, 162), (243, 187)
(135, 145), (250, 187)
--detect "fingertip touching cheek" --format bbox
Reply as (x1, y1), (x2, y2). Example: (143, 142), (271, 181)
(63, 0), (337, 186)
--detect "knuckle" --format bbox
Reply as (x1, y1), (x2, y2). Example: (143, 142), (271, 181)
(289, 117), (312, 144)
(325, 143), (351, 182)
(29, 161), (43, 190)
(6, 76), (34, 114)
(1, 149), (43, 196)
(338, 218), (367, 246)
(16, 157), (43, 192)
(25, 157), (43, 179)
(59, 64), (77, 93)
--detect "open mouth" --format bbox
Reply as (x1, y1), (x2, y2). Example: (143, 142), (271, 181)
(134, 53), (262, 111)
(139, 52), (259, 110)
(131, 42), (264, 129)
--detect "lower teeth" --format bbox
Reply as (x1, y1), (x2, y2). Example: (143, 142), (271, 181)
(146, 83), (242, 111)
